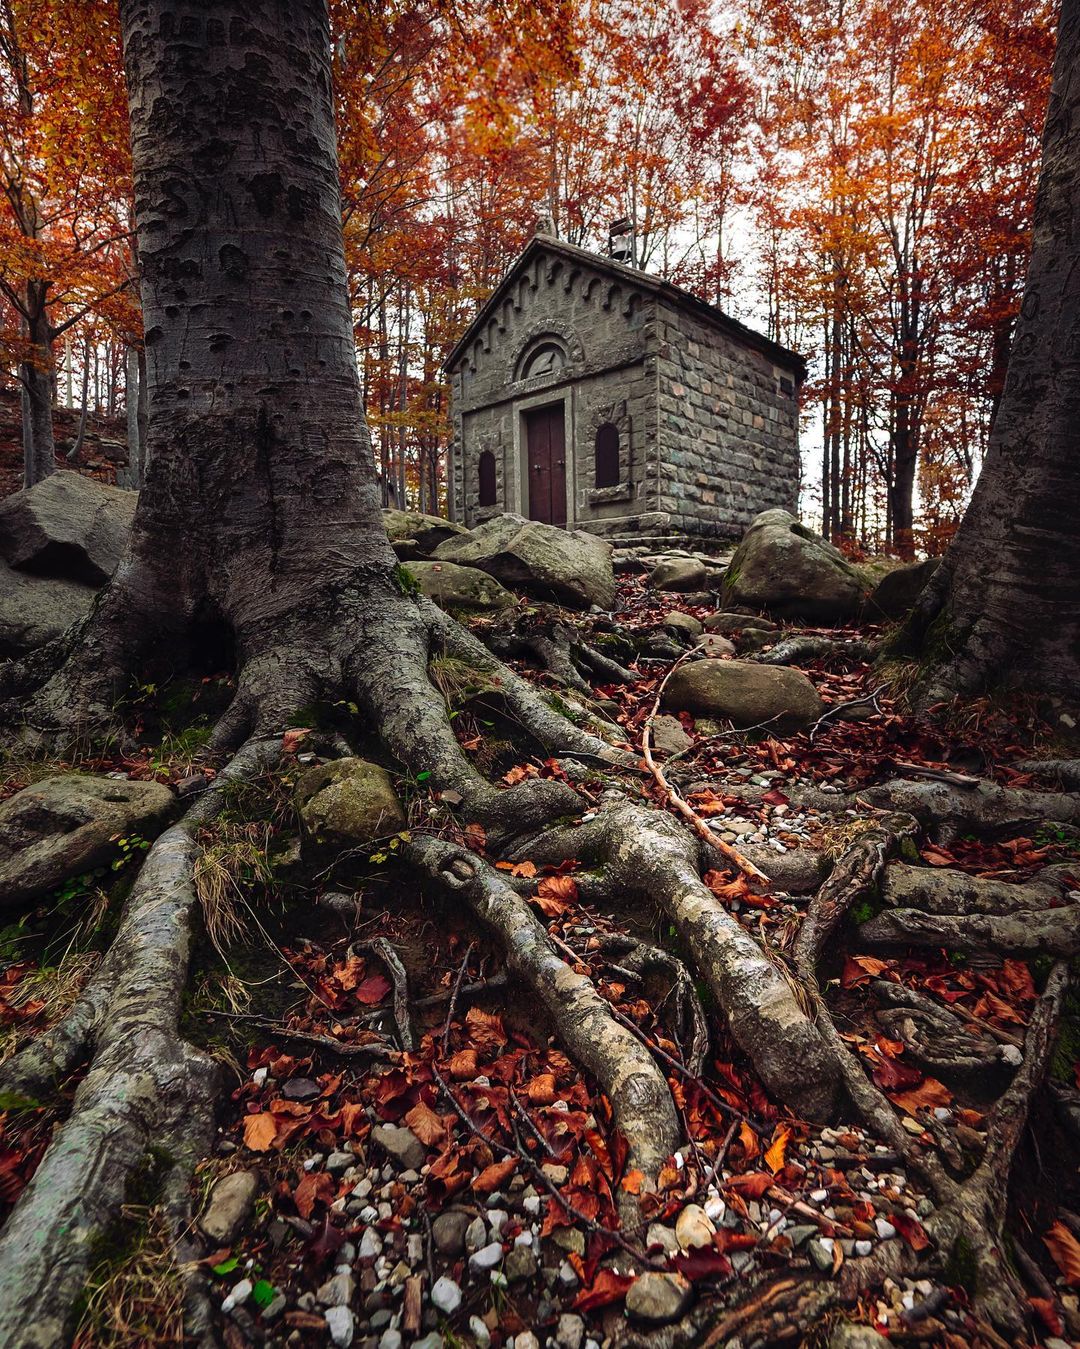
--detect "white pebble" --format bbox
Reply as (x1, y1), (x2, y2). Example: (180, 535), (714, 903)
(431, 1275), (462, 1315)
(326, 1305), (355, 1347)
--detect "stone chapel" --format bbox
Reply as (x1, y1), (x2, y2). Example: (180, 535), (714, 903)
(444, 232), (806, 546)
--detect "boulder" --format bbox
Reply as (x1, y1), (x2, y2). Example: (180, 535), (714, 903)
(863, 556), (941, 621)
(662, 660), (824, 732)
(0, 774), (175, 907)
(382, 509), (468, 557)
(694, 634), (735, 658)
(660, 612), (704, 638)
(704, 612), (779, 636)
(295, 758), (406, 864)
(403, 560), (514, 613)
(649, 557), (707, 592)
(0, 470), (136, 585)
(0, 559), (97, 657)
(722, 510), (870, 625)
(433, 513), (615, 609)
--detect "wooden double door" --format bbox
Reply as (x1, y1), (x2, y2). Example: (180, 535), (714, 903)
(524, 403), (566, 527)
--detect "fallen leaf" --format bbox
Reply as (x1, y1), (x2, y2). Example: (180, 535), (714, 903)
(242, 1112), (278, 1151)
(572, 1268), (634, 1311)
(1044, 1221), (1080, 1286)
(621, 1169), (646, 1195)
(282, 728), (312, 754)
(353, 974), (392, 1006)
(473, 1157), (517, 1194)
(764, 1125), (791, 1174)
(404, 1101), (447, 1147)
(527, 1073), (557, 1106)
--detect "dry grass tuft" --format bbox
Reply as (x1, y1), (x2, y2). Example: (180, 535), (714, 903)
(74, 1206), (187, 1349)
(0, 951), (100, 1062)
(193, 825), (273, 956)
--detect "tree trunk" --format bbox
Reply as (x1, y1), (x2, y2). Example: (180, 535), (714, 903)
(124, 341), (141, 486)
(900, 0), (1080, 702)
(21, 285), (56, 486)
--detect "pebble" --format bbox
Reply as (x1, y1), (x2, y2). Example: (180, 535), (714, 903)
(221, 1278), (252, 1314)
(504, 1247), (537, 1282)
(468, 1241), (504, 1273)
(488, 1208), (508, 1235)
(371, 1124), (426, 1171)
(515, 1335), (541, 1349)
(359, 1229), (382, 1259)
(557, 1259), (579, 1289)
(874, 1218), (896, 1240)
(464, 1216), (488, 1252)
(326, 1305), (355, 1347)
(645, 1223), (680, 1256)
(200, 1171), (259, 1245)
(625, 1272), (692, 1324)
(807, 1237), (835, 1273)
(675, 1204), (715, 1250)
(326, 1151), (355, 1173)
(556, 1313), (586, 1349)
(432, 1209), (470, 1256)
(377, 1331), (402, 1349)
(854, 1240), (873, 1257)
(318, 1271), (355, 1306)
(262, 1292), (287, 1322)
(412, 1335), (444, 1349)
(469, 1315), (492, 1346)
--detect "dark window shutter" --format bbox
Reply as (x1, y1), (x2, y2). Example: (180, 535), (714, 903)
(477, 449), (497, 506)
(594, 422), (620, 488)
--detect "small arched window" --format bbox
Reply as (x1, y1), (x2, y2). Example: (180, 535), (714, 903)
(594, 422), (620, 488)
(518, 340), (567, 382)
(477, 449), (497, 507)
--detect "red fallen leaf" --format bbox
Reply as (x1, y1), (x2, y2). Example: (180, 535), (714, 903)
(464, 822), (487, 851)
(764, 1125), (791, 1174)
(572, 1269), (634, 1311)
(243, 1112), (279, 1151)
(334, 956), (366, 990)
(534, 874), (578, 917)
(1044, 1220), (1080, 1286)
(282, 727), (312, 754)
(621, 1169), (646, 1195)
(675, 1247), (733, 1280)
(714, 1230), (758, 1253)
(869, 1053), (924, 1091)
(889, 1076), (952, 1115)
(527, 1074), (557, 1106)
(473, 1157), (517, 1194)
(724, 1171), (773, 1199)
(404, 1101), (447, 1147)
(495, 859), (537, 877)
(340, 1102), (367, 1137)
(738, 1121), (760, 1161)
(840, 955), (890, 989)
(307, 1214), (345, 1267)
(892, 1211), (930, 1251)
(448, 1048), (478, 1079)
(1029, 1296), (1064, 1337)
(921, 845), (956, 867)
(294, 1169), (334, 1219)
(466, 1006), (507, 1050)
(353, 974), (392, 1006)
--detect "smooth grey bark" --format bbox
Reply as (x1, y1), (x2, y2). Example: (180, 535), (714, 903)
(122, 342), (141, 487)
(21, 287), (56, 486)
(899, 0), (1080, 701)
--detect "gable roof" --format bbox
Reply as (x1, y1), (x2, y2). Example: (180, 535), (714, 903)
(444, 233), (806, 377)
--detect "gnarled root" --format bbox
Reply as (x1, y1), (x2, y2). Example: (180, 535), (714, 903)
(861, 902), (1080, 956)
(408, 835), (679, 1206)
(0, 738), (278, 1348)
(753, 634), (876, 666)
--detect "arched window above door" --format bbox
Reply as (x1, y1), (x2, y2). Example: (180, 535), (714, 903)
(477, 449), (497, 506)
(594, 421), (620, 488)
(516, 339), (567, 382)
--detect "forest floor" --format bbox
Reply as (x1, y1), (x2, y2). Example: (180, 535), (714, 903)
(0, 571), (1078, 1349)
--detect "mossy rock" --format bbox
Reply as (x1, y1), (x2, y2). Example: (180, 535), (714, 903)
(403, 561), (514, 613)
(662, 659), (824, 732)
(295, 758), (406, 865)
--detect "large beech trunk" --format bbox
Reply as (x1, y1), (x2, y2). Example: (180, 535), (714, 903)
(53, 0), (403, 730)
(21, 288), (56, 487)
(901, 0), (1080, 702)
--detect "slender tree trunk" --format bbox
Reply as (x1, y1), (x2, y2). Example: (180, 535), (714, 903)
(21, 284), (56, 485)
(900, 0), (1080, 703)
(123, 342), (142, 487)
(67, 338), (92, 462)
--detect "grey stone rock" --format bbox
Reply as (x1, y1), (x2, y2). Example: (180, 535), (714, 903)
(199, 1170), (259, 1244)
(0, 469), (136, 585)
(318, 1271), (355, 1307)
(807, 1237), (835, 1273)
(555, 1313), (586, 1349)
(464, 1216), (488, 1252)
(326, 1151), (355, 1173)
(694, 633), (736, 657)
(0, 774), (175, 907)
(550, 1227), (585, 1257)
(433, 513), (615, 609)
(649, 557), (707, 591)
(0, 558), (97, 657)
(430, 1275), (462, 1314)
(410, 1335), (444, 1349)
(863, 557), (941, 621)
(403, 561), (514, 613)
(295, 759), (406, 865)
(370, 1124), (426, 1172)
(431, 1209), (471, 1256)
(625, 1271), (692, 1324)
(645, 1223), (680, 1256)
(723, 510), (871, 624)
(382, 508), (468, 557)
(650, 714), (693, 756)
(468, 1240), (504, 1272)
(660, 611), (704, 638)
(662, 659), (824, 732)
(503, 1246), (538, 1283)
(829, 1324), (889, 1349)
(704, 611), (779, 636)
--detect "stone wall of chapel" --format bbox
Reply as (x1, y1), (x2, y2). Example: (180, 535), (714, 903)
(447, 247), (660, 529)
(652, 301), (800, 539)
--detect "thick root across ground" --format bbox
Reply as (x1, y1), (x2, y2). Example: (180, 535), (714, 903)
(0, 579), (1077, 1345)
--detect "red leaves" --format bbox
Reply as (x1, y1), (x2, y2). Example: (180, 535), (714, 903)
(572, 1269), (634, 1311)
(673, 1246), (733, 1280)
(891, 1211), (930, 1251)
(534, 873), (578, 917)
(353, 974), (392, 1005)
(242, 1112), (279, 1151)
(293, 1169), (334, 1219)
(472, 1157), (517, 1194)
(724, 1171), (774, 1199)
(404, 1101), (447, 1147)
(1044, 1221), (1080, 1286)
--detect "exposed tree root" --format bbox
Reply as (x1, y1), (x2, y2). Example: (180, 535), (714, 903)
(881, 860), (1074, 914)
(753, 634), (877, 666)
(478, 605), (636, 694)
(595, 933), (710, 1077)
(408, 835), (680, 1204)
(861, 901), (1080, 956)
(0, 736), (279, 1347)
